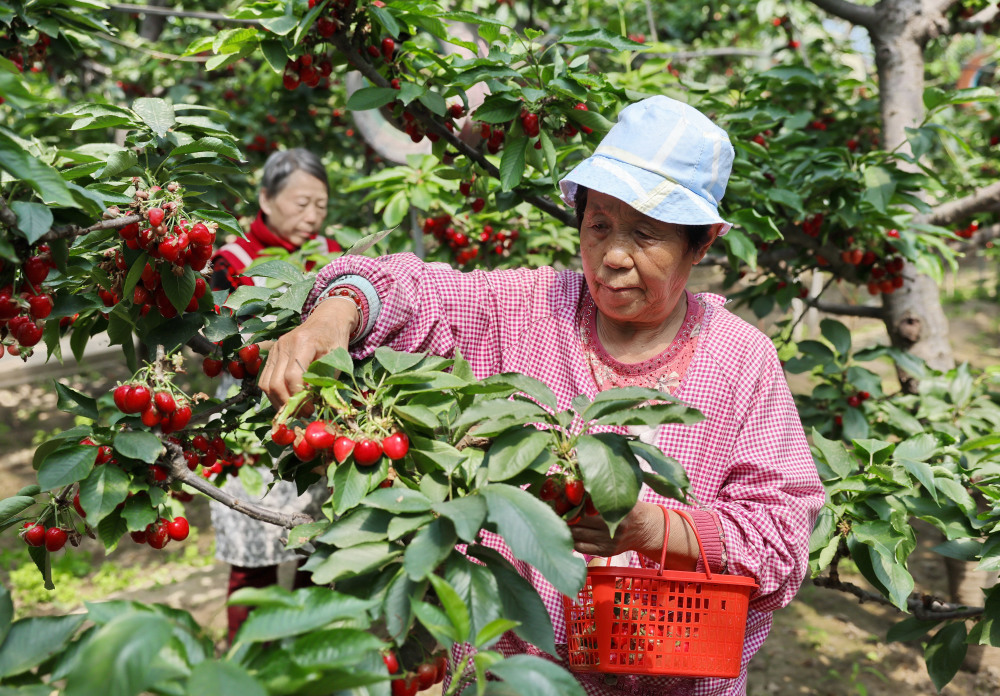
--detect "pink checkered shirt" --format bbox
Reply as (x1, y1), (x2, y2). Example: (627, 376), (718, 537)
(306, 254), (825, 696)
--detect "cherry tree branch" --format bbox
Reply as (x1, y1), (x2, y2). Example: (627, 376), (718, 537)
(951, 221), (1000, 252)
(162, 440), (313, 529)
(107, 3), (258, 24)
(812, 302), (885, 319)
(807, 0), (879, 28)
(921, 181), (1000, 227)
(813, 575), (984, 621)
(944, 3), (1000, 35)
(186, 333), (217, 356)
(0, 194), (17, 229)
(188, 381), (261, 427)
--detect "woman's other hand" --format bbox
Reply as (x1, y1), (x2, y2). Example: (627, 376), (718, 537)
(258, 297), (359, 410)
(570, 501), (697, 571)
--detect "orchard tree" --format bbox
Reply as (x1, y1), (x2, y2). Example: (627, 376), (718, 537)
(1, 1), (1000, 694)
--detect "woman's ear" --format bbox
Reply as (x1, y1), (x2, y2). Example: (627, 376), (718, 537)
(258, 189), (272, 218)
(693, 225), (723, 264)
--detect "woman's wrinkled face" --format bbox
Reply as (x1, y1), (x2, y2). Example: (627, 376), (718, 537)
(259, 169), (329, 247)
(579, 191), (716, 328)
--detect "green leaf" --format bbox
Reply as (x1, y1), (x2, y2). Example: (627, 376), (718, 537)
(820, 318), (851, 357)
(306, 542), (403, 585)
(382, 190), (409, 227)
(186, 661), (267, 696)
(132, 97), (176, 138)
(38, 445), (97, 491)
(10, 201), (53, 244)
(481, 373), (557, 411)
(122, 495), (157, 532)
(113, 430), (164, 463)
(893, 433), (938, 462)
(473, 98), (521, 124)
(97, 512), (128, 551)
(0, 614), (85, 678)
(559, 28), (645, 52)
(454, 398), (550, 437)
(0, 585), (12, 647)
(63, 612), (171, 696)
(97, 149), (139, 179)
(78, 464), (130, 525)
(160, 265), (196, 314)
(485, 428), (552, 481)
(363, 487), (433, 513)
(428, 574), (471, 645)
(54, 382), (99, 421)
(487, 655), (586, 696)
(310, 346), (354, 376)
(329, 461), (376, 518)
(924, 623), (967, 692)
(411, 599), (457, 646)
(404, 518), (457, 580)
(852, 438), (894, 466)
(499, 133), (528, 191)
(433, 496), (487, 543)
(374, 346), (425, 374)
(235, 588), (376, 643)
(810, 428), (855, 478)
(577, 433), (642, 533)
(0, 496), (37, 524)
(347, 86), (399, 111)
(886, 615), (941, 643)
(316, 507), (390, 547)
(862, 165), (895, 213)
(481, 484), (585, 596)
(289, 627), (384, 670)
(169, 136), (243, 160)
(0, 131), (77, 207)
(384, 570), (425, 642)
(476, 618), (520, 649)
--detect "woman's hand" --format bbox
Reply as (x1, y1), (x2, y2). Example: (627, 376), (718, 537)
(258, 297), (359, 410)
(570, 501), (698, 571)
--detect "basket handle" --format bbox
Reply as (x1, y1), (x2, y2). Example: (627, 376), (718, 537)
(656, 506), (713, 580)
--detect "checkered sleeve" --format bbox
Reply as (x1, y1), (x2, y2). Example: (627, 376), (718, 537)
(304, 253), (557, 376)
(711, 336), (825, 613)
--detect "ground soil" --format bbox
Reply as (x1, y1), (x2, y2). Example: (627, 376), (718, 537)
(2, 288), (999, 695)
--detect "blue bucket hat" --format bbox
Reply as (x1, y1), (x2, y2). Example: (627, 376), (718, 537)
(559, 96), (734, 235)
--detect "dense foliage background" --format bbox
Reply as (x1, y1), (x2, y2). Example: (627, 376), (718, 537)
(1, 0), (999, 693)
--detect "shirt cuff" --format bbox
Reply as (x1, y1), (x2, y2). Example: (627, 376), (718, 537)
(685, 509), (727, 575)
(307, 274), (382, 344)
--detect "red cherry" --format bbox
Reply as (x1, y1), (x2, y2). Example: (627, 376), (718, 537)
(146, 520), (169, 549)
(184, 451), (200, 470)
(540, 477), (562, 501)
(434, 654), (448, 683)
(471, 197), (485, 213)
(141, 405), (161, 427)
(565, 478), (585, 506)
(15, 320), (44, 347)
(167, 517), (189, 541)
(847, 395), (862, 408)
(45, 527), (68, 552)
(170, 405), (192, 430)
(27, 293), (53, 319)
(245, 355), (262, 376)
(24, 256), (50, 285)
(147, 207), (164, 227)
(188, 222), (214, 245)
(272, 423), (296, 446)
(887, 228), (900, 238)
(124, 384), (152, 414)
(381, 432), (409, 460)
(238, 343), (260, 364)
(353, 438), (382, 467)
(24, 524), (45, 547)
(141, 263), (160, 290)
(113, 384), (130, 411)
(381, 37), (396, 61)
(416, 663), (437, 690)
(202, 357), (223, 377)
(73, 491), (86, 518)
(283, 71), (300, 90)
(130, 530), (147, 544)
(193, 276), (207, 299)
(228, 360), (246, 379)
(293, 437), (317, 461)
(333, 436), (355, 463)
(191, 435), (210, 452)
(383, 651), (399, 674)
(390, 675), (418, 696)
(859, 391), (871, 401)
(211, 436), (227, 457)
(390, 78), (401, 90)
(154, 391), (176, 414)
(150, 464), (169, 482)
(304, 420), (337, 449)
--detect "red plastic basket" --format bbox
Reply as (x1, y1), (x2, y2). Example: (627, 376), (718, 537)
(563, 507), (757, 678)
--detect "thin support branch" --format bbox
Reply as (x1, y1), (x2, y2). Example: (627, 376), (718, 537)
(813, 575), (984, 621)
(945, 3), (1000, 35)
(326, 32), (575, 228)
(186, 333), (218, 356)
(0, 194), (17, 229)
(808, 0), (879, 28)
(39, 213), (143, 243)
(922, 181), (1000, 227)
(812, 301), (885, 319)
(162, 441), (313, 529)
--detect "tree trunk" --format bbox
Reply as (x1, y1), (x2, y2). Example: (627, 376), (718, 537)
(871, 2), (986, 670)
(139, 0), (169, 42)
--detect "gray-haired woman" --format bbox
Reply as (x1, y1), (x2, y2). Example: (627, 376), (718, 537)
(209, 148), (340, 644)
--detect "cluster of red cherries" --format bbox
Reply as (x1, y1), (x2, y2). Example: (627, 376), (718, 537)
(0, 29), (50, 77)
(20, 522), (69, 552)
(116, 191), (218, 272)
(170, 433), (249, 481)
(422, 214), (520, 265)
(0, 244), (56, 355)
(955, 221), (979, 239)
(128, 516), (190, 549)
(384, 650), (448, 696)
(112, 382), (193, 434)
(271, 418), (409, 469)
(202, 343), (263, 380)
(539, 473), (597, 525)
